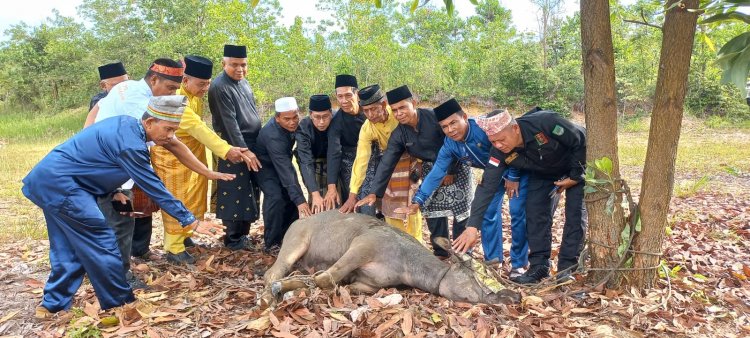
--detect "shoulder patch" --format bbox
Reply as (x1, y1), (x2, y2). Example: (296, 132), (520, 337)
(534, 132), (549, 145)
(552, 124), (565, 136)
(504, 152), (518, 164)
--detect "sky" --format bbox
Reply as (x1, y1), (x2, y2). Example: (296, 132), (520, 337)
(0, 0), (588, 40)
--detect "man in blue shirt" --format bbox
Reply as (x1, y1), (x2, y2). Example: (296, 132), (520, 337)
(24, 96), (229, 318)
(405, 99), (529, 276)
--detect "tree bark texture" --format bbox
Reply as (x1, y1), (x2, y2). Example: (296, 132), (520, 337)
(632, 0), (700, 288)
(580, 0), (626, 287)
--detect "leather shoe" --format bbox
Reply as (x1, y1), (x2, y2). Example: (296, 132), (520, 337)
(166, 251), (196, 265)
(511, 264), (549, 284)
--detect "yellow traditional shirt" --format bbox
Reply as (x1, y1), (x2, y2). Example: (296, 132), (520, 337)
(349, 107), (399, 194)
(176, 85), (232, 159)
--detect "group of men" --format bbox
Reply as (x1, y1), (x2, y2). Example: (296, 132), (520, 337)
(23, 43), (587, 316)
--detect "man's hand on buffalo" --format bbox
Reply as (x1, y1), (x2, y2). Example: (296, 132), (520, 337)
(310, 191), (325, 214)
(452, 226), (480, 254)
(339, 193), (358, 213)
(298, 203), (312, 218)
(354, 193), (377, 208)
(323, 184), (340, 210)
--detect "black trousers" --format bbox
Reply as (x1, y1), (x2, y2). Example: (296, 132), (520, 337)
(131, 216), (153, 257)
(426, 216), (467, 257)
(255, 167), (300, 249)
(525, 175), (587, 269)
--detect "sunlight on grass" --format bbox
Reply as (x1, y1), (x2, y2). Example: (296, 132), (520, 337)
(618, 131), (750, 175)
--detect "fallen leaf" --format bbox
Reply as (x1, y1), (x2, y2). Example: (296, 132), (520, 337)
(247, 316), (271, 331)
(0, 310), (19, 324)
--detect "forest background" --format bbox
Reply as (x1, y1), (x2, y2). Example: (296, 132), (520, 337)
(1, 0), (749, 123)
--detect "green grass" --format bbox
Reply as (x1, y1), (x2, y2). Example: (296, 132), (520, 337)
(0, 105), (85, 142)
(618, 130), (750, 175)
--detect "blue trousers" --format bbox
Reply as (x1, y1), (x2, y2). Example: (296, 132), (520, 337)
(39, 189), (134, 312)
(479, 172), (529, 269)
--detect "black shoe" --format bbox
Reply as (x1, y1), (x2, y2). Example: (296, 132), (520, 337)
(263, 245), (281, 255)
(166, 251), (196, 265)
(125, 271), (149, 290)
(226, 236), (254, 251)
(184, 237), (195, 247)
(511, 264), (549, 285)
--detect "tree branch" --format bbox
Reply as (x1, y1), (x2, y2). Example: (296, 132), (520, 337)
(624, 9), (663, 30)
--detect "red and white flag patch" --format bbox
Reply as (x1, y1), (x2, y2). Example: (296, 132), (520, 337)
(488, 156), (500, 167)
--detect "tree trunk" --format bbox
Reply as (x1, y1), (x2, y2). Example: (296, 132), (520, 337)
(630, 0), (700, 288)
(580, 0), (626, 287)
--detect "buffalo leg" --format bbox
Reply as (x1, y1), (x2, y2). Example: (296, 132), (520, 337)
(314, 241), (372, 289)
(347, 281), (379, 295)
(263, 229), (311, 287)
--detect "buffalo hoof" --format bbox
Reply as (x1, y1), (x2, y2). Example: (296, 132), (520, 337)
(271, 281), (283, 297)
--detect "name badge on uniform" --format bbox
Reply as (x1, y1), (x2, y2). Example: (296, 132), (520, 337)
(535, 132), (549, 145)
(505, 152), (518, 164)
(488, 156), (500, 167)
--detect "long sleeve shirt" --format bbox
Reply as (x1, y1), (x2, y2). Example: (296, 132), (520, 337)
(326, 108), (366, 185)
(349, 107), (399, 195)
(255, 119), (306, 206)
(208, 71), (262, 150)
(294, 117), (329, 193)
(93, 78), (154, 190)
(371, 108), (448, 198)
(95, 79), (151, 122)
(467, 107), (587, 227)
(22, 116), (196, 226)
(412, 119), (520, 206)
(176, 85), (232, 159)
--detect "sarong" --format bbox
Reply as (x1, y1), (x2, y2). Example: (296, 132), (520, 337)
(420, 161), (473, 221)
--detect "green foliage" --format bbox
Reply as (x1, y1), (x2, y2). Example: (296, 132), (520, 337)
(0, 0), (746, 119)
(674, 175), (711, 198)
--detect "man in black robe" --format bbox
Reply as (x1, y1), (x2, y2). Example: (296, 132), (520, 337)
(89, 62), (129, 110)
(255, 97), (311, 252)
(208, 44), (263, 251)
(325, 75), (365, 209)
(295, 94), (334, 213)
(357, 85), (472, 258)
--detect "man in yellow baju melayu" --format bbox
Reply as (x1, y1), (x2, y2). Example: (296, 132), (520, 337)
(151, 55), (251, 264)
(340, 84), (423, 240)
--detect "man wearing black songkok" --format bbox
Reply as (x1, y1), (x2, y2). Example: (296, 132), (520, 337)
(295, 94), (335, 213)
(89, 62), (129, 110)
(209, 44), (264, 251)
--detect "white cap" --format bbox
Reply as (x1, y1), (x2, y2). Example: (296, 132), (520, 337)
(275, 97), (298, 112)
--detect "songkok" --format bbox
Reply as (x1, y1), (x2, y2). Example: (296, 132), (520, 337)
(184, 55), (213, 80)
(98, 62), (127, 80)
(275, 97), (298, 112)
(309, 94), (332, 112)
(223, 44), (247, 58)
(386, 85), (413, 105)
(358, 84), (385, 106)
(335, 74), (358, 89)
(434, 98), (463, 121)
(149, 59), (183, 83)
(146, 95), (187, 123)
(476, 109), (513, 136)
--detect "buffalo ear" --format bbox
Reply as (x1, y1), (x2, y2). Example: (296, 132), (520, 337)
(433, 237), (452, 253)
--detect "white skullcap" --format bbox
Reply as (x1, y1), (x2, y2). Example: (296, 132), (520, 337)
(275, 97), (298, 112)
